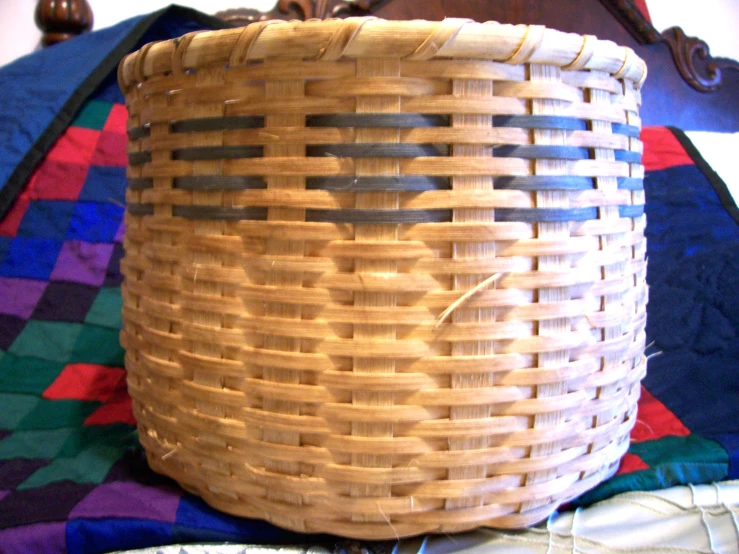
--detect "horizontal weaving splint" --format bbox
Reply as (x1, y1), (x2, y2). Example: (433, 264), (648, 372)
(118, 17), (648, 539)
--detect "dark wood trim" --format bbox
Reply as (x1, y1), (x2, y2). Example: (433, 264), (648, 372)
(27, 0), (739, 129)
(661, 26), (739, 93)
(215, 0), (390, 26)
(35, 0), (93, 47)
(598, 0), (660, 44)
(32, 0), (736, 94)
(598, 0), (737, 92)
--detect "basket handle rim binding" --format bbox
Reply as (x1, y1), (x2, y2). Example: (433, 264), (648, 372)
(118, 17), (647, 93)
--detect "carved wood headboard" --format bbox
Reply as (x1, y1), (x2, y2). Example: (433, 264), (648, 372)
(33, 0), (738, 131)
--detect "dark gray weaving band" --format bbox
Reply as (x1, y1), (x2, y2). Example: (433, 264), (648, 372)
(493, 145), (589, 160)
(172, 146), (264, 161)
(611, 123), (641, 138)
(128, 152), (152, 166)
(494, 176), (594, 190)
(492, 115), (586, 131)
(618, 204), (645, 218)
(306, 209), (452, 224)
(129, 145), (638, 164)
(173, 206), (268, 220)
(494, 205), (644, 223)
(307, 144), (448, 158)
(617, 177), (643, 190)
(127, 203), (154, 216)
(494, 207), (598, 223)
(307, 114), (449, 128)
(127, 126), (151, 140)
(174, 176), (267, 190)
(171, 116), (264, 133)
(126, 203), (644, 223)
(494, 145), (640, 162)
(127, 175), (643, 192)
(614, 150), (643, 164)
(492, 116), (641, 139)
(307, 176), (450, 191)
(126, 116), (640, 139)
(485, 176), (644, 191)
(128, 178), (154, 190)
(126, 117), (265, 140)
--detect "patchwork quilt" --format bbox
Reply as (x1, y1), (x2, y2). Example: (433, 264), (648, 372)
(0, 7), (737, 554)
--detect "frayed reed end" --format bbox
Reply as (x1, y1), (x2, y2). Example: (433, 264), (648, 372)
(434, 273), (504, 330)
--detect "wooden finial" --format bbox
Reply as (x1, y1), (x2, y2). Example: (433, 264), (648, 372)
(35, 0), (94, 47)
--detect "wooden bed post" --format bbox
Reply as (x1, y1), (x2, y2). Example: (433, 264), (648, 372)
(215, 0), (387, 25)
(35, 0), (93, 47)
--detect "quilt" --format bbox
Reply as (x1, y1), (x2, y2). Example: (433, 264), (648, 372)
(0, 8), (737, 554)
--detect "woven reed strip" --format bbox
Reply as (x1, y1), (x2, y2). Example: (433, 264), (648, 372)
(247, 57), (311, 532)
(134, 188), (633, 210)
(345, 56), (401, 526)
(181, 64), (240, 498)
(582, 70), (628, 479)
(121, 70), (148, 447)
(624, 77), (649, 450)
(519, 63), (570, 514)
(442, 71), (498, 520)
(134, 96), (633, 125)
(139, 74), (184, 463)
(119, 17), (648, 539)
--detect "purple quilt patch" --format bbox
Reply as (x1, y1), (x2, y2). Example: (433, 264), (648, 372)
(0, 522), (67, 554)
(50, 241), (114, 287)
(0, 278), (47, 319)
(69, 481), (182, 523)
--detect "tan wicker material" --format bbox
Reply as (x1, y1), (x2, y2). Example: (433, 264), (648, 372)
(118, 17), (648, 540)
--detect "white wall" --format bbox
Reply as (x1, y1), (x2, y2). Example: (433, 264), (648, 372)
(1, 0), (738, 68)
(0, 0), (274, 67)
(90, 0), (276, 30)
(0, 0), (42, 68)
(647, 0), (739, 61)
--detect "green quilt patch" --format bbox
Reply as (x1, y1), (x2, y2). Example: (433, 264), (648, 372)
(71, 325), (125, 366)
(16, 399), (99, 431)
(0, 428), (75, 460)
(0, 393), (39, 430)
(573, 435), (729, 506)
(9, 321), (84, 362)
(70, 100), (113, 131)
(0, 354), (65, 395)
(84, 287), (123, 329)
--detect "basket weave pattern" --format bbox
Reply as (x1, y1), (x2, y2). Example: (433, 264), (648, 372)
(118, 18), (648, 539)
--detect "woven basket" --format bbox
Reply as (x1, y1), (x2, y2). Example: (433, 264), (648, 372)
(118, 17), (648, 540)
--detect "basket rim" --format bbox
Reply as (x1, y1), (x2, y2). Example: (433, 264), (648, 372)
(118, 17), (647, 93)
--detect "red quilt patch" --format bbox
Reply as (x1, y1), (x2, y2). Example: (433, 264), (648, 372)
(617, 453), (650, 475)
(640, 127), (694, 172)
(27, 161), (89, 201)
(42, 363), (127, 403)
(91, 133), (128, 167)
(0, 197), (30, 237)
(84, 394), (135, 426)
(103, 104), (128, 134)
(632, 386), (691, 443)
(46, 127), (100, 166)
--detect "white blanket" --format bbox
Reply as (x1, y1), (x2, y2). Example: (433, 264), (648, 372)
(118, 481), (739, 554)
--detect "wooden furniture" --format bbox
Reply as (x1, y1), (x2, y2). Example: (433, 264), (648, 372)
(217, 0), (739, 97)
(34, 0), (93, 46)
(34, 0), (739, 131)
